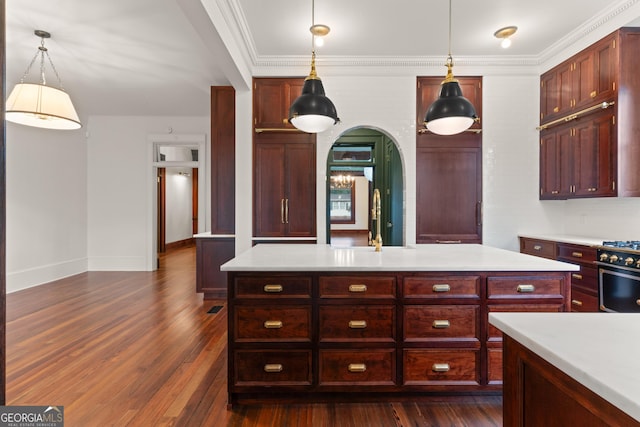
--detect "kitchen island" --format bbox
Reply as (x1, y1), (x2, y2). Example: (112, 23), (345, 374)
(490, 312), (640, 426)
(221, 244), (578, 404)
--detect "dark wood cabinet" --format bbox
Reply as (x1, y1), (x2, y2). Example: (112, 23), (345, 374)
(253, 78), (304, 131)
(416, 76), (483, 243)
(195, 237), (235, 298)
(253, 133), (316, 238)
(539, 28), (640, 199)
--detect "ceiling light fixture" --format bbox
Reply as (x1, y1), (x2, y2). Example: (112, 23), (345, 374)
(6, 30), (81, 130)
(288, 0), (339, 133)
(494, 26), (517, 49)
(424, 0), (477, 136)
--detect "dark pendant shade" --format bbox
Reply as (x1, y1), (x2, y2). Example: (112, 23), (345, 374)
(289, 77), (339, 133)
(424, 80), (477, 136)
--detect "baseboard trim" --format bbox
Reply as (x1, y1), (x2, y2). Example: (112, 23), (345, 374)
(165, 238), (195, 251)
(8, 258), (88, 293)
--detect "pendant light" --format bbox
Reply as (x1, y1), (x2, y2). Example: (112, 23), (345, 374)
(424, 0), (477, 136)
(6, 30), (81, 130)
(288, 0), (339, 133)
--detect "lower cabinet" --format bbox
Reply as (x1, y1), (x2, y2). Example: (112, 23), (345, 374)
(227, 271), (570, 404)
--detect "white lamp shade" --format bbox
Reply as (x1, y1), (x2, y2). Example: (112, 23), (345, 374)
(290, 114), (335, 133)
(425, 116), (474, 136)
(6, 83), (81, 130)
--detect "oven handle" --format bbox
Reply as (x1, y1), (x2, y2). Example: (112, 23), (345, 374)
(595, 261), (640, 274)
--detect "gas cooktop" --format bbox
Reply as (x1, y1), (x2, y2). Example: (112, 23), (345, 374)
(601, 241), (640, 251)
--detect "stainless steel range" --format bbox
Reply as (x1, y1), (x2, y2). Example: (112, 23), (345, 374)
(596, 241), (640, 313)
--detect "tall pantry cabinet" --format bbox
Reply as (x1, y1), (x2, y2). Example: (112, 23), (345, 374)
(253, 78), (317, 242)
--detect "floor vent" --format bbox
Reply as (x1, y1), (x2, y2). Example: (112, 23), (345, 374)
(207, 305), (223, 314)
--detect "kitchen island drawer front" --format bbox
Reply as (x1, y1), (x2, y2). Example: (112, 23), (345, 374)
(234, 350), (312, 386)
(487, 276), (564, 299)
(403, 276), (480, 299)
(319, 276), (396, 298)
(487, 304), (565, 341)
(234, 275), (312, 298)
(569, 266), (598, 291)
(403, 349), (480, 385)
(319, 349), (396, 385)
(319, 306), (395, 342)
(570, 288), (599, 312)
(557, 244), (597, 265)
(403, 305), (480, 343)
(520, 238), (557, 260)
(487, 348), (503, 384)
(235, 306), (311, 342)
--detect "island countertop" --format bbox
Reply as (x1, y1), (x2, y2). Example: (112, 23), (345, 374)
(220, 243), (579, 272)
(490, 312), (640, 422)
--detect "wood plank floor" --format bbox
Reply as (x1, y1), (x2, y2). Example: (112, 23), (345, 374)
(6, 245), (502, 426)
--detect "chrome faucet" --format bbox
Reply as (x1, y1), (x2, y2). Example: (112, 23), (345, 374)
(370, 188), (383, 252)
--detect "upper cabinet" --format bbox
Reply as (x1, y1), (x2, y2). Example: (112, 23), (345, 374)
(253, 78), (304, 131)
(539, 28), (640, 199)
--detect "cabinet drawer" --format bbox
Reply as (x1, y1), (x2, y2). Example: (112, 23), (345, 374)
(234, 276), (312, 298)
(403, 305), (479, 343)
(403, 276), (480, 299)
(234, 350), (312, 386)
(319, 276), (396, 298)
(569, 266), (598, 293)
(520, 238), (556, 260)
(319, 349), (395, 385)
(487, 348), (502, 384)
(557, 244), (597, 265)
(487, 276), (564, 299)
(235, 306), (311, 342)
(487, 304), (565, 341)
(319, 306), (395, 342)
(403, 349), (479, 385)
(570, 288), (600, 312)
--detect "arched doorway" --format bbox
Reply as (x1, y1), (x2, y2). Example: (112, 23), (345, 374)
(326, 127), (404, 247)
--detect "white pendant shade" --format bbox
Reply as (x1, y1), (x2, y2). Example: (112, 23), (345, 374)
(290, 114), (335, 133)
(426, 116), (474, 136)
(6, 83), (81, 130)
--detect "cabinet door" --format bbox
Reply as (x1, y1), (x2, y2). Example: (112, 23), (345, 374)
(284, 139), (316, 237)
(539, 125), (572, 199)
(572, 111), (616, 197)
(253, 78), (304, 130)
(572, 50), (597, 111)
(254, 140), (287, 237)
(540, 70), (559, 123)
(416, 144), (482, 243)
(592, 33), (618, 104)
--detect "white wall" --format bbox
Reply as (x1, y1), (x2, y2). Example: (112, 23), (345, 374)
(165, 168), (194, 244)
(6, 124), (88, 293)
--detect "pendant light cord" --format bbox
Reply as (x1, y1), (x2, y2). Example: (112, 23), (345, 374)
(311, 0), (316, 53)
(447, 0), (453, 61)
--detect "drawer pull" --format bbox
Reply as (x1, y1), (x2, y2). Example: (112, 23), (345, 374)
(572, 252), (583, 258)
(432, 320), (450, 329)
(637, 299), (640, 306)
(571, 299), (583, 307)
(263, 320), (283, 329)
(533, 245), (542, 251)
(264, 364), (283, 373)
(432, 284), (451, 293)
(348, 284), (368, 293)
(590, 90), (597, 98)
(432, 363), (450, 373)
(348, 320), (367, 329)
(571, 273), (583, 280)
(348, 363), (367, 373)
(517, 284), (535, 293)
(263, 284), (283, 293)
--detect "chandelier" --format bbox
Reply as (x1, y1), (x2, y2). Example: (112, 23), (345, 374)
(331, 174), (354, 189)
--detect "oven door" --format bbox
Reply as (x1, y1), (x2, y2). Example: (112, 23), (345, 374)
(598, 265), (640, 313)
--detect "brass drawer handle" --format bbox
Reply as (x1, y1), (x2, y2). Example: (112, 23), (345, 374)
(432, 363), (450, 373)
(432, 320), (450, 329)
(517, 284), (535, 293)
(348, 320), (367, 329)
(553, 106), (559, 113)
(590, 90), (597, 98)
(264, 320), (283, 329)
(533, 245), (542, 250)
(571, 299), (583, 307)
(348, 363), (367, 373)
(572, 252), (583, 258)
(348, 284), (367, 293)
(571, 273), (583, 280)
(432, 284), (451, 293)
(636, 299), (640, 306)
(263, 284), (283, 293)
(264, 364), (283, 373)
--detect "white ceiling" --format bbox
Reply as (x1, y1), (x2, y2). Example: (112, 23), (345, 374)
(6, 0), (640, 123)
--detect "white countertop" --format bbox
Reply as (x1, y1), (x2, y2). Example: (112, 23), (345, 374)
(518, 233), (606, 247)
(489, 312), (640, 422)
(220, 243), (579, 272)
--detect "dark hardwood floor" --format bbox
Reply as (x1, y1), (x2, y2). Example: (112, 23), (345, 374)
(6, 245), (502, 426)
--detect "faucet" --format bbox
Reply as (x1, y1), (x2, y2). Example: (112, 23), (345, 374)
(370, 188), (383, 252)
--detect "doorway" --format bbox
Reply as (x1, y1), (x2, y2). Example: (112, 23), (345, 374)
(326, 128), (404, 247)
(157, 167), (198, 255)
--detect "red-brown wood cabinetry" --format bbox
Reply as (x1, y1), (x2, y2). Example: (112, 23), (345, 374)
(253, 78), (304, 130)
